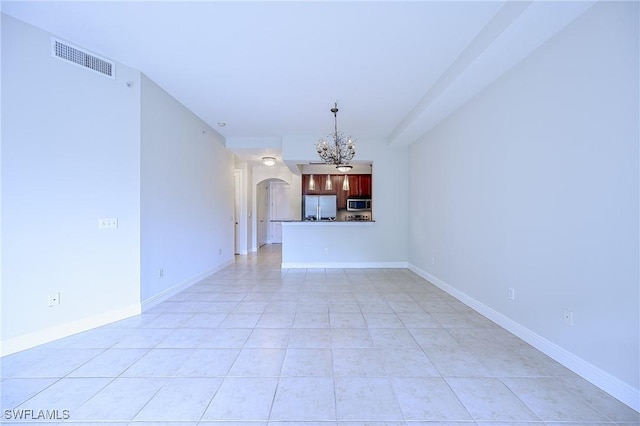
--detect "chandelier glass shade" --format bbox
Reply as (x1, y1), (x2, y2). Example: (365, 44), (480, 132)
(316, 102), (356, 171)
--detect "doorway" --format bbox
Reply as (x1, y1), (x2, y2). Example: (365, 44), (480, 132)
(256, 181), (268, 247)
(255, 179), (291, 247)
(234, 170), (242, 254)
(269, 181), (290, 244)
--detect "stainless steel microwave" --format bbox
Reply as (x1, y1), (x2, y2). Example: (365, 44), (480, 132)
(347, 198), (371, 211)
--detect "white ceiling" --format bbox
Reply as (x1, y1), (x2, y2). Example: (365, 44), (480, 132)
(1, 0), (595, 164)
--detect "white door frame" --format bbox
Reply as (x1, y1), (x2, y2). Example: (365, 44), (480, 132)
(256, 181), (269, 247)
(233, 169), (247, 255)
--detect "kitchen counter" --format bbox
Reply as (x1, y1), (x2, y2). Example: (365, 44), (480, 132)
(280, 220), (400, 269)
(272, 220), (374, 224)
(279, 219), (405, 269)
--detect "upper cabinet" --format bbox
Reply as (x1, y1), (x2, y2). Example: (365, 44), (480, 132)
(302, 174), (339, 195)
(360, 175), (372, 196)
(336, 175), (347, 209)
(302, 174), (372, 199)
(345, 174), (372, 198)
(355, 175), (372, 197)
(302, 174), (319, 195)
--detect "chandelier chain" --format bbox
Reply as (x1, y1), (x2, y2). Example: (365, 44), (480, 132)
(316, 102), (356, 170)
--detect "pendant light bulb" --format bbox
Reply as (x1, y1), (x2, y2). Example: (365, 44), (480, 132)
(325, 174), (332, 190)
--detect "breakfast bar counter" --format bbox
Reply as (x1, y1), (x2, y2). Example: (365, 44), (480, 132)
(280, 220), (405, 269)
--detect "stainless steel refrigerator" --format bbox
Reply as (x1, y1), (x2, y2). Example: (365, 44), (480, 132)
(304, 195), (337, 220)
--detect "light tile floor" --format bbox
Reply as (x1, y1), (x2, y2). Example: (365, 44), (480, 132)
(2, 244), (638, 425)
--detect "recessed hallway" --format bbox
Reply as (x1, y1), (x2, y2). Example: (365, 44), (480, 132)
(1, 244), (637, 424)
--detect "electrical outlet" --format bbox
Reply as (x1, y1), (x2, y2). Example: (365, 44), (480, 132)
(48, 292), (60, 307)
(98, 218), (118, 229)
(431, 256), (436, 265)
(158, 268), (164, 279)
(563, 309), (574, 326)
(324, 247), (329, 254)
(218, 248), (222, 255)
(508, 288), (515, 300)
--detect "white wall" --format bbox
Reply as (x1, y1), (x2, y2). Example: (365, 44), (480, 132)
(408, 2), (639, 408)
(1, 15), (142, 354)
(0, 15), (238, 352)
(140, 75), (235, 306)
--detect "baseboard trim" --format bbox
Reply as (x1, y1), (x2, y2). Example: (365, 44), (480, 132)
(0, 303), (141, 357)
(141, 258), (235, 311)
(408, 263), (640, 412)
(1, 259), (237, 357)
(282, 261), (409, 269)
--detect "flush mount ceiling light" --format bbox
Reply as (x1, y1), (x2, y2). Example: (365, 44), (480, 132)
(316, 102), (355, 172)
(262, 156), (276, 166)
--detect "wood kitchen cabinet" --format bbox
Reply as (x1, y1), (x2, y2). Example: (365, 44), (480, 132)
(338, 174), (370, 208)
(302, 174), (322, 195)
(345, 174), (372, 197)
(302, 174), (340, 195)
(329, 175), (341, 195)
(303, 174), (371, 202)
(346, 176), (360, 198)
(358, 175), (372, 197)
(302, 175), (317, 194)
(322, 175), (338, 195)
(336, 175), (347, 209)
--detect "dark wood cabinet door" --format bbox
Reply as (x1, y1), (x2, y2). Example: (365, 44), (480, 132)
(336, 175), (348, 209)
(319, 174), (337, 195)
(346, 175), (360, 197)
(302, 174), (322, 195)
(332, 175), (341, 195)
(304, 173), (371, 203)
(359, 175), (372, 196)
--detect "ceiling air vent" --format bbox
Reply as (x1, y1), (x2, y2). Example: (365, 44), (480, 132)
(52, 39), (115, 79)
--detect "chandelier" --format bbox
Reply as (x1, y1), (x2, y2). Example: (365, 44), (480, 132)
(316, 102), (356, 172)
